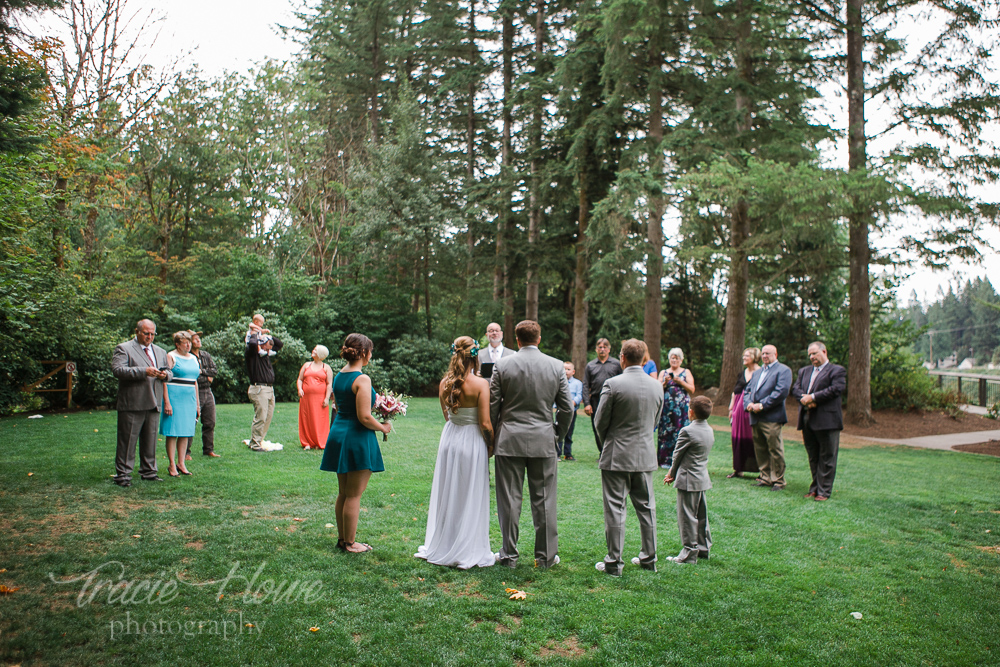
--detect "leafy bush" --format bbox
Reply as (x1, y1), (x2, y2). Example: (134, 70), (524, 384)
(386, 334), (450, 396)
(200, 313), (309, 403)
(870, 317), (956, 412)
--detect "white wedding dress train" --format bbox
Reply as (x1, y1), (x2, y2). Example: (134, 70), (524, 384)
(414, 407), (495, 569)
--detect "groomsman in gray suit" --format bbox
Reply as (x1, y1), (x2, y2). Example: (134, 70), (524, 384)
(592, 339), (664, 576)
(664, 396), (715, 564)
(490, 320), (574, 569)
(111, 319), (171, 486)
(791, 341), (846, 501)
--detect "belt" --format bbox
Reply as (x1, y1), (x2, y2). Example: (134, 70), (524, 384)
(251, 383), (273, 387)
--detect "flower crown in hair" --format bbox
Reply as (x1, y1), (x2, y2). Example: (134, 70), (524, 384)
(451, 342), (480, 357)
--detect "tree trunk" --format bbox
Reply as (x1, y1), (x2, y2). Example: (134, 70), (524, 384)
(370, 11), (380, 144)
(424, 228), (432, 339)
(719, 199), (750, 396)
(846, 0), (874, 425)
(466, 0), (477, 290)
(572, 157), (590, 374)
(500, 2), (515, 340)
(644, 49), (664, 370)
(718, 0), (753, 395)
(524, 0), (545, 321)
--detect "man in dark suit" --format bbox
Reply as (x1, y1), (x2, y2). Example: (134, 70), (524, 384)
(490, 320), (574, 569)
(111, 319), (171, 486)
(743, 344), (792, 490)
(791, 341), (846, 502)
(479, 321), (516, 379)
(592, 339), (664, 576)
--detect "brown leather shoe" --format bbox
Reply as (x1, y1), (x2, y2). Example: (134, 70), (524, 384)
(815, 495), (829, 502)
(804, 492), (817, 499)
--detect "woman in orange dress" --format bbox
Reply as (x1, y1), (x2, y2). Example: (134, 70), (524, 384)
(297, 345), (334, 449)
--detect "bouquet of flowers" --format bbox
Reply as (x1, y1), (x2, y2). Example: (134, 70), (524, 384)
(373, 390), (409, 441)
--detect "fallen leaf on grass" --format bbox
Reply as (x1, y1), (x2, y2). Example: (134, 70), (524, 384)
(505, 588), (518, 594)
(0, 585), (20, 594)
(309, 627), (319, 632)
(850, 612), (863, 620)
(27, 473), (33, 477)
(131, 535), (141, 539)
(245, 623), (254, 628)
(0, 569), (6, 573)
(325, 523), (335, 528)
(508, 590), (527, 600)
(293, 518), (305, 522)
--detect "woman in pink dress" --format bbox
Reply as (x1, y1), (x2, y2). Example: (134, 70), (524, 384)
(297, 345), (334, 449)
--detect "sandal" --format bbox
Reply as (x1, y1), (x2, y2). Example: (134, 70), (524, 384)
(344, 542), (373, 553)
(726, 472), (743, 479)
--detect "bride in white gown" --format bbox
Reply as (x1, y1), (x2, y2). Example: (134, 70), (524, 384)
(414, 336), (496, 569)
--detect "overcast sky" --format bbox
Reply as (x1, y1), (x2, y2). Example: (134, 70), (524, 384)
(30, 0), (998, 304)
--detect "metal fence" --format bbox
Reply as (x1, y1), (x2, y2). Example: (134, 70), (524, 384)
(929, 371), (1000, 408)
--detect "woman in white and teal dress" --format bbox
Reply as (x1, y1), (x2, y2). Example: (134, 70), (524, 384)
(414, 336), (496, 569)
(161, 330), (200, 477)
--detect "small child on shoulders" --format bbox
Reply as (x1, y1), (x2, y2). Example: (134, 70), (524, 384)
(245, 314), (271, 344)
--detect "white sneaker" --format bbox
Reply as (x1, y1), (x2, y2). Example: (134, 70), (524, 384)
(595, 561), (621, 577)
(665, 556), (690, 564)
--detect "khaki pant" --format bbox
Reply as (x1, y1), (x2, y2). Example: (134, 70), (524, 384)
(248, 385), (275, 448)
(752, 421), (786, 487)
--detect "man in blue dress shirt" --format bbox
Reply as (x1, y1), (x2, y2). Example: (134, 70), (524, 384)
(556, 361), (584, 461)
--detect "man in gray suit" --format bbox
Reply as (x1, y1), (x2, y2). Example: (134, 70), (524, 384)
(742, 344), (793, 490)
(490, 320), (574, 569)
(664, 396), (715, 564)
(592, 339), (664, 576)
(111, 319), (171, 487)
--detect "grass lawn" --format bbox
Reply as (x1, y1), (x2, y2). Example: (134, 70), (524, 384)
(1, 399), (999, 666)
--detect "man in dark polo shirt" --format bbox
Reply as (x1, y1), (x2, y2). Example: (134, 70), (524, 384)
(582, 338), (623, 453)
(245, 322), (283, 452)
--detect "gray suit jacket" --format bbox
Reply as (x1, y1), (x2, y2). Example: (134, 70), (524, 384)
(594, 366), (664, 472)
(742, 361), (792, 424)
(668, 420), (714, 492)
(112, 338), (171, 412)
(490, 347), (574, 458)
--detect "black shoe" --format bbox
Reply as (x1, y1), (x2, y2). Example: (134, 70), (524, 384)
(770, 485), (784, 492)
(114, 479), (131, 488)
(141, 476), (164, 482)
(698, 551), (710, 560)
(564, 455), (576, 461)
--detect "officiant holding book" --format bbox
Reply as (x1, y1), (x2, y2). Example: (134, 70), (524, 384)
(479, 322), (515, 380)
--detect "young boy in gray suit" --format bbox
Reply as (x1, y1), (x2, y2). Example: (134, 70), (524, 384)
(663, 395), (714, 564)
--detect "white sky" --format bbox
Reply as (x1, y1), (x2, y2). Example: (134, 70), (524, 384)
(29, 0), (998, 305)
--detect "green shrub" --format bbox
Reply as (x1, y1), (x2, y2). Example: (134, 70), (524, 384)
(870, 317), (956, 411)
(386, 334), (450, 396)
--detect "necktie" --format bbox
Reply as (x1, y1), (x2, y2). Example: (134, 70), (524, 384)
(807, 365), (823, 393)
(144, 346), (155, 367)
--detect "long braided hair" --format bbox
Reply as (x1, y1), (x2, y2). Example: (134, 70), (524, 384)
(441, 336), (480, 413)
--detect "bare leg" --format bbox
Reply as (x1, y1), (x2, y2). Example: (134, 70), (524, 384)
(165, 437), (178, 476)
(337, 470), (373, 552)
(177, 438), (190, 474)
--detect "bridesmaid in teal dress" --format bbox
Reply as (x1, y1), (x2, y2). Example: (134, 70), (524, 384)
(161, 331), (200, 477)
(320, 333), (391, 553)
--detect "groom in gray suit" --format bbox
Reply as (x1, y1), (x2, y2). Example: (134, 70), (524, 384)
(593, 339), (664, 576)
(490, 320), (574, 569)
(111, 319), (171, 486)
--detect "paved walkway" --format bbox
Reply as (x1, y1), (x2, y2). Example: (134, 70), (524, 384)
(850, 430), (1000, 451)
(711, 422), (1000, 452)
